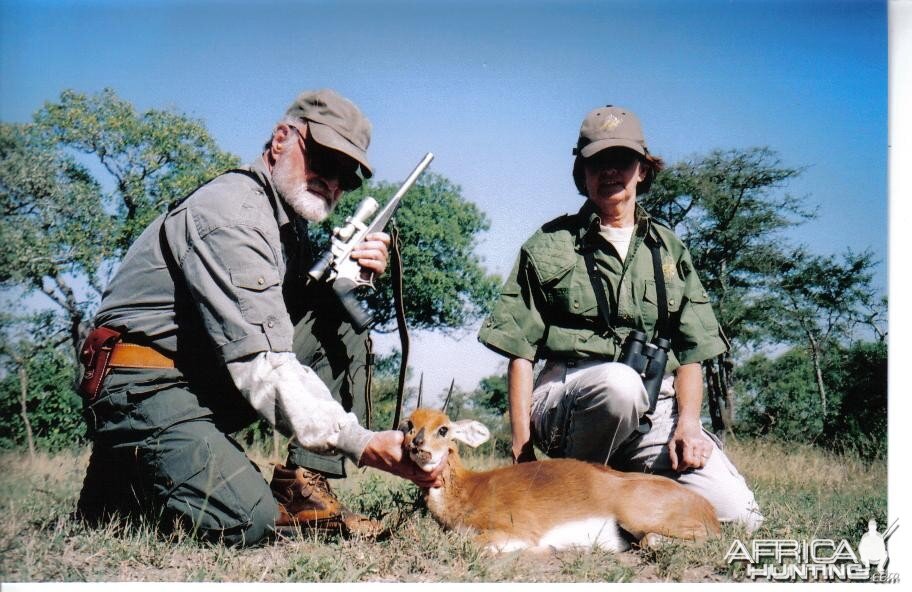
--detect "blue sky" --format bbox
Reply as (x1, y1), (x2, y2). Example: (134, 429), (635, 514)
(0, 0), (889, 396)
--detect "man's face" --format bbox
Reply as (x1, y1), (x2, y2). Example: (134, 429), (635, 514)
(583, 147), (646, 211)
(272, 124), (360, 222)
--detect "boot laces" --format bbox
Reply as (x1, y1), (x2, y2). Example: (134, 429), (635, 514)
(301, 470), (334, 498)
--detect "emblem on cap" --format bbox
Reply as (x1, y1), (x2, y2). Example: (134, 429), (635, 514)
(600, 113), (623, 132)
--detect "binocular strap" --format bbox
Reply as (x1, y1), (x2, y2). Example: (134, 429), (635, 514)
(582, 250), (619, 343)
(647, 241), (670, 341)
(583, 242), (670, 425)
(582, 242), (669, 343)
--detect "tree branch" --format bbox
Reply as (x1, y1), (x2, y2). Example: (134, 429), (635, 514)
(38, 277), (68, 311)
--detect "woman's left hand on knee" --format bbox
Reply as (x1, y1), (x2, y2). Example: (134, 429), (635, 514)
(668, 418), (713, 472)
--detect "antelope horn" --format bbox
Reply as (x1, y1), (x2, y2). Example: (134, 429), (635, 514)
(416, 372), (424, 410)
(442, 378), (455, 412)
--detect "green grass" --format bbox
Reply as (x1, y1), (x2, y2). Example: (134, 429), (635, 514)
(0, 437), (887, 583)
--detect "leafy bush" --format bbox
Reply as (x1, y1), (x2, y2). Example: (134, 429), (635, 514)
(735, 348), (824, 443)
(734, 340), (887, 459)
(820, 341), (887, 459)
(0, 345), (86, 451)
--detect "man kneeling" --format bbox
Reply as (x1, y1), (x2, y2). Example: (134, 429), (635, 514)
(76, 89), (440, 547)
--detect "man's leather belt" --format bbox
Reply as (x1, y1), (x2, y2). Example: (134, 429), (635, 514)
(79, 328), (175, 400)
(109, 342), (175, 369)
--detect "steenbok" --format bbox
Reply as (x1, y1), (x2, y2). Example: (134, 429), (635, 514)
(402, 407), (720, 553)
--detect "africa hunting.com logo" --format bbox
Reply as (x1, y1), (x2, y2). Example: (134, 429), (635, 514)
(725, 518), (899, 582)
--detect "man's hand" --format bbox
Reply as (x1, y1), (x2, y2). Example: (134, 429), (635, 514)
(351, 232), (390, 279)
(359, 430), (445, 488)
(668, 417), (713, 472)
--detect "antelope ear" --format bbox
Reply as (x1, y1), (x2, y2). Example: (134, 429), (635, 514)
(451, 419), (490, 448)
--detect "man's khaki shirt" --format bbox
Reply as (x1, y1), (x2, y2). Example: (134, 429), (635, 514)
(95, 158), (307, 365)
(478, 201), (728, 372)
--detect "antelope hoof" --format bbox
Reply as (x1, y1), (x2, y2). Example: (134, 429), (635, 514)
(639, 532), (672, 549)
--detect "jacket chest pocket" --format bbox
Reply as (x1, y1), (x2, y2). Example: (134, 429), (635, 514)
(550, 269), (600, 319)
(641, 277), (685, 321)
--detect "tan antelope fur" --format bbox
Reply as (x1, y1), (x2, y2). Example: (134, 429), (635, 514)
(402, 408), (720, 553)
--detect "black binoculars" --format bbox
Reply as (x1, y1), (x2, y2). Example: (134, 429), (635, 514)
(619, 330), (670, 432)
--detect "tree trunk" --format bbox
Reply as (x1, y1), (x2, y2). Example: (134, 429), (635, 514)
(17, 365), (36, 460)
(40, 274), (90, 361)
(808, 334), (827, 417)
(704, 359), (725, 436)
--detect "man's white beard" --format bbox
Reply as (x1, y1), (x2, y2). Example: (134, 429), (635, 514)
(272, 154), (333, 222)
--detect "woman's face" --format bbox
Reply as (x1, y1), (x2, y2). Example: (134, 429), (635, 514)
(583, 148), (646, 213)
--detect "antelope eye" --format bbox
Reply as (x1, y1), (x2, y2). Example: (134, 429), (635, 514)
(438, 426), (449, 437)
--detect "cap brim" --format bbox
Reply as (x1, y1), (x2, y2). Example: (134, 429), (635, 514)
(580, 139), (646, 158)
(307, 121), (373, 179)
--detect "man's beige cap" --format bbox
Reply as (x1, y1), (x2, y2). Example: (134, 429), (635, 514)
(285, 89), (373, 178)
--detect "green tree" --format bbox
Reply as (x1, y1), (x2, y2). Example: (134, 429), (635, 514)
(821, 340), (887, 459)
(313, 172), (501, 332)
(33, 89), (241, 251)
(0, 313), (84, 451)
(735, 348), (824, 443)
(735, 340), (887, 459)
(475, 373), (508, 416)
(642, 147), (814, 435)
(0, 89), (240, 358)
(765, 248), (878, 417)
(643, 147), (813, 345)
(1, 123), (110, 358)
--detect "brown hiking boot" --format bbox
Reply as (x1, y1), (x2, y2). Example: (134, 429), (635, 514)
(270, 464), (385, 538)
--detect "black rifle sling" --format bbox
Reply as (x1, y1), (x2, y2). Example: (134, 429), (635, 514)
(364, 335), (373, 430)
(390, 223), (410, 430)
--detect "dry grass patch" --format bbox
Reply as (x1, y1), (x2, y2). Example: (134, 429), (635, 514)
(0, 435), (887, 583)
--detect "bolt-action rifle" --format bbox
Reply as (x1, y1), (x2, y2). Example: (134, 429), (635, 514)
(308, 152), (434, 331)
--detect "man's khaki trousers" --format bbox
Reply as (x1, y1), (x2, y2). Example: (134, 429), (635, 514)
(77, 305), (369, 547)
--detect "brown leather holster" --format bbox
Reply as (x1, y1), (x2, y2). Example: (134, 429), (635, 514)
(78, 327), (122, 401)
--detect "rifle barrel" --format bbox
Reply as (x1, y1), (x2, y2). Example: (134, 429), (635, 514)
(370, 152), (434, 231)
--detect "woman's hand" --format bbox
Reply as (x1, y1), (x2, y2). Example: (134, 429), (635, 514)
(668, 417), (713, 471)
(669, 363), (713, 471)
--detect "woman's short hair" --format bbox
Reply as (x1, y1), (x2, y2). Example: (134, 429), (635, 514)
(572, 151), (665, 197)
